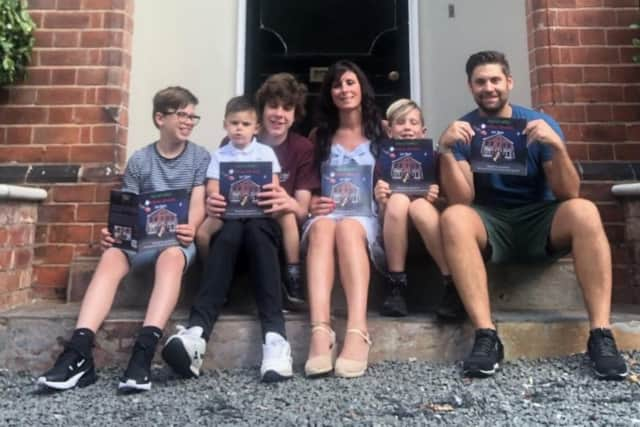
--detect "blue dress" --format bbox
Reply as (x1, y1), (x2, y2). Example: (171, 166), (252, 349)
(301, 140), (386, 271)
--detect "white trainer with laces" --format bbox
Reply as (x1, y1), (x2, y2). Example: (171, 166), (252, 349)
(260, 332), (293, 383)
(161, 325), (206, 378)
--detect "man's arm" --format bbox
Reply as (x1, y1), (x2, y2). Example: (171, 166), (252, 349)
(438, 121), (476, 205)
(526, 119), (580, 200)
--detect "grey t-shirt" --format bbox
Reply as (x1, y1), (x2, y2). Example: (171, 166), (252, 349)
(122, 141), (210, 194)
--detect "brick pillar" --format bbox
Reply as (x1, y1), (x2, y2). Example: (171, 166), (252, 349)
(0, 185), (47, 310)
(526, 0), (640, 304)
(622, 197), (640, 303)
(0, 0), (133, 300)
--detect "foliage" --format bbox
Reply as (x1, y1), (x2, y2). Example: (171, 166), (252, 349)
(0, 0), (36, 86)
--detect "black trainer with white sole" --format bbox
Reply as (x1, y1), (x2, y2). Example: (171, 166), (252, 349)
(587, 328), (629, 381)
(463, 328), (504, 378)
(37, 344), (97, 390)
(118, 341), (153, 393)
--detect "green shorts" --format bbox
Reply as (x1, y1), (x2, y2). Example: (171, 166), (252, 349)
(474, 201), (570, 264)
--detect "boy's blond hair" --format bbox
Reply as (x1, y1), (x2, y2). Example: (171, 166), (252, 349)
(385, 98), (424, 125)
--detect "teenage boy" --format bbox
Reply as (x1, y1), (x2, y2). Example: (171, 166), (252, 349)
(438, 51), (628, 380)
(37, 86), (210, 392)
(162, 96), (293, 383)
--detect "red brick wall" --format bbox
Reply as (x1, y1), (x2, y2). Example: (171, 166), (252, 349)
(526, 0), (640, 303)
(0, 0), (133, 300)
(0, 201), (36, 309)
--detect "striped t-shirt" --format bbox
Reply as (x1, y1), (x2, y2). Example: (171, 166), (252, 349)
(122, 141), (210, 194)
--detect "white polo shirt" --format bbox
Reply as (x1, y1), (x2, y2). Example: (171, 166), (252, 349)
(206, 138), (282, 179)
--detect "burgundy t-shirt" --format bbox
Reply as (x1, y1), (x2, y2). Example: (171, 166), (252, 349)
(220, 132), (319, 196)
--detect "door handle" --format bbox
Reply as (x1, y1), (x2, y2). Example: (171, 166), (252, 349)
(388, 70), (400, 81)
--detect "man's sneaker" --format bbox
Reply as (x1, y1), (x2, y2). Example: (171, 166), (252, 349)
(283, 266), (306, 311)
(380, 273), (408, 317)
(587, 328), (629, 380)
(435, 278), (466, 321)
(162, 325), (206, 378)
(260, 332), (293, 383)
(463, 328), (504, 378)
(36, 344), (96, 390)
(118, 341), (154, 392)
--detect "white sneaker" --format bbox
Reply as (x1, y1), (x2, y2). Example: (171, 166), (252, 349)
(161, 325), (206, 378)
(260, 332), (293, 382)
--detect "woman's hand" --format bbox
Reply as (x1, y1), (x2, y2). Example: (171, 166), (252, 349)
(309, 195), (335, 217)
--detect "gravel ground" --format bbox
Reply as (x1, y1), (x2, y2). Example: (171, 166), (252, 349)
(1, 352), (639, 426)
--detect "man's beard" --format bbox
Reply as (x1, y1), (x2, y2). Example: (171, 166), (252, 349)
(476, 94), (508, 116)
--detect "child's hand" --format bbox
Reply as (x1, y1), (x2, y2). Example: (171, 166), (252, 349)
(309, 195), (335, 217)
(206, 193), (227, 217)
(100, 227), (116, 251)
(175, 224), (195, 246)
(258, 183), (296, 216)
(424, 184), (439, 203)
(374, 179), (391, 206)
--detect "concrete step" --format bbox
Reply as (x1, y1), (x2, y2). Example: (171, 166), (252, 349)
(1, 302), (639, 373)
(68, 255), (584, 312)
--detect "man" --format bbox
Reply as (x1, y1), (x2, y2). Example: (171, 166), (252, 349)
(438, 51), (628, 380)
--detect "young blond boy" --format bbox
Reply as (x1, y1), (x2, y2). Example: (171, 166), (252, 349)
(375, 99), (464, 319)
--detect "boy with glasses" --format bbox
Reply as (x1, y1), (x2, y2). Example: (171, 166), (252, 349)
(37, 86), (210, 392)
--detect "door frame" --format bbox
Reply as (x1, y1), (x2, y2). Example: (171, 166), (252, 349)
(234, 0), (422, 102)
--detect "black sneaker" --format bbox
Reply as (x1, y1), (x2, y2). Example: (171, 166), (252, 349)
(587, 328), (629, 380)
(463, 328), (504, 378)
(118, 341), (154, 392)
(37, 344), (96, 390)
(283, 265), (306, 311)
(380, 273), (408, 317)
(435, 277), (466, 321)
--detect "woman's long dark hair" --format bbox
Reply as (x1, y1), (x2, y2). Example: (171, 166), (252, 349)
(312, 60), (383, 166)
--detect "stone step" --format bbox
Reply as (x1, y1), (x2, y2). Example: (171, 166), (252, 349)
(68, 255), (584, 312)
(1, 302), (639, 373)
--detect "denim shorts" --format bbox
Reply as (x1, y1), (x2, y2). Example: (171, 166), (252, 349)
(121, 243), (196, 273)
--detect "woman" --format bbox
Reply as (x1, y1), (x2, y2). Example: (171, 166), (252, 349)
(304, 60), (384, 378)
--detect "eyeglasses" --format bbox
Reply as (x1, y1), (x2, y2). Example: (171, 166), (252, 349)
(164, 110), (201, 125)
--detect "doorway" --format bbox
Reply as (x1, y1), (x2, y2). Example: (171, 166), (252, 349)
(244, 0), (412, 135)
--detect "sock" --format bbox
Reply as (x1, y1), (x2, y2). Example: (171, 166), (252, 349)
(70, 328), (95, 355)
(442, 274), (453, 288)
(387, 271), (407, 287)
(286, 263), (301, 277)
(137, 325), (163, 350)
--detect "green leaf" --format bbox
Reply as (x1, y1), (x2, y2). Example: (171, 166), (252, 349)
(0, 0), (36, 87)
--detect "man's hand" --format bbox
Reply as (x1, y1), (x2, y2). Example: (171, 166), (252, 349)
(424, 184), (439, 203)
(205, 193), (226, 217)
(100, 227), (116, 251)
(439, 121), (475, 152)
(175, 223), (195, 246)
(374, 179), (391, 207)
(524, 119), (564, 151)
(258, 183), (297, 216)
(309, 195), (335, 217)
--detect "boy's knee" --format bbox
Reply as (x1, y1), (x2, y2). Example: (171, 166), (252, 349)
(156, 246), (186, 271)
